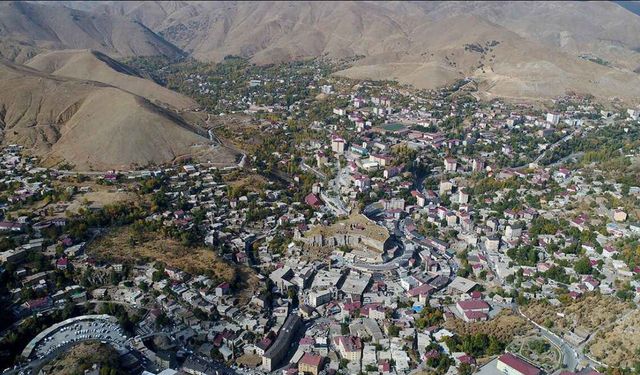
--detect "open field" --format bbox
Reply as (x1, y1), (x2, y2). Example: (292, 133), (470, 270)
(207, 114), (264, 153)
(88, 227), (237, 283)
(224, 173), (270, 193)
(43, 342), (121, 375)
(587, 309), (640, 368)
(236, 353), (262, 368)
(64, 190), (138, 215)
(444, 309), (531, 343)
(521, 295), (632, 333)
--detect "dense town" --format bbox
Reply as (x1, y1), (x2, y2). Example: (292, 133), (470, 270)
(0, 57), (639, 375)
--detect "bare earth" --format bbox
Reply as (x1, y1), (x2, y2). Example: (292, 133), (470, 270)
(89, 227), (237, 283)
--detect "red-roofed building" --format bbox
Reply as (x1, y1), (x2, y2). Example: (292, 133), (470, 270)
(456, 299), (490, 322)
(458, 354), (476, 365)
(456, 299), (489, 312)
(304, 193), (322, 208)
(424, 349), (440, 360)
(56, 257), (69, 270)
(255, 337), (272, 356)
(378, 359), (391, 374)
(407, 284), (435, 303)
(497, 353), (541, 375)
(298, 353), (323, 375)
(299, 336), (315, 350)
(24, 297), (52, 312)
(469, 291), (482, 300)
(215, 282), (230, 296)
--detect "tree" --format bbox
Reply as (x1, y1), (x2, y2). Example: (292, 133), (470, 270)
(458, 363), (474, 375)
(574, 257), (593, 275)
(388, 325), (400, 337)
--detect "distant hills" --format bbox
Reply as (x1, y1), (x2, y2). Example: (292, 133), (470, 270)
(0, 1), (183, 63)
(1, 1), (640, 169)
(0, 2), (237, 171)
(33, 1), (640, 102)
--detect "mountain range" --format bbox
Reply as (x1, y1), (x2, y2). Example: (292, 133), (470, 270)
(1, 1), (640, 169)
(13, 1), (640, 101)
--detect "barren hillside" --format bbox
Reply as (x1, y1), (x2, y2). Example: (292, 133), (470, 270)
(73, 1), (640, 71)
(338, 15), (640, 101)
(0, 58), (219, 170)
(58, 1), (640, 102)
(9, 1), (640, 101)
(0, 1), (183, 62)
(26, 49), (195, 110)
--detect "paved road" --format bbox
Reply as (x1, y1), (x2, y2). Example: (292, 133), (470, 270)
(517, 308), (579, 371)
(513, 129), (580, 170)
(300, 162), (326, 180)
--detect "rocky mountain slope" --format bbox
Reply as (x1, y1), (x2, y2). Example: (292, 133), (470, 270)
(25, 49), (195, 110)
(47, 1), (640, 102)
(0, 1), (183, 63)
(0, 57), (211, 170)
(337, 15), (640, 101)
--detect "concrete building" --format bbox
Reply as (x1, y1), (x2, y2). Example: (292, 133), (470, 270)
(334, 335), (363, 363)
(331, 136), (346, 154)
(298, 353), (323, 375)
(262, 314), (302, 371)
(546, 113), (560, 125)
(444, 157), (457, 172)
(308, 289), (332, 307)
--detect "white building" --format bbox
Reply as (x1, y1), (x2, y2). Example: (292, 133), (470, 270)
(546, 113), (560, 125)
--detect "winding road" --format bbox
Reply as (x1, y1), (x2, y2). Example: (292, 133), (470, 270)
(517, 308), (580, 371)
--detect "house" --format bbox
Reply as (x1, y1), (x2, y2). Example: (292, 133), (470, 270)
(485, 235), (501, 251)
(411, 190), (426, 207)
(333, 108), (346, 116)
(472, 158), (485, 172)
(458, 188), (470, 204)
(407, 284), (435, 303)
(56, 258), (69, 270)
(215, 282), (230, 297)
(0, 221), (24, 232)
(613, 209), (627, 222)
(456, 300), (490, 322)
(497, 353), (541, 375)
(305, 193), (323, 208)
(370, 154), (392, 167)
(334, 336), (363, 363)
(298, 353), (323, 375)
(255, 337), (272, 356)
(444, 157), (457, 172)
(331, 136), (346, 154)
